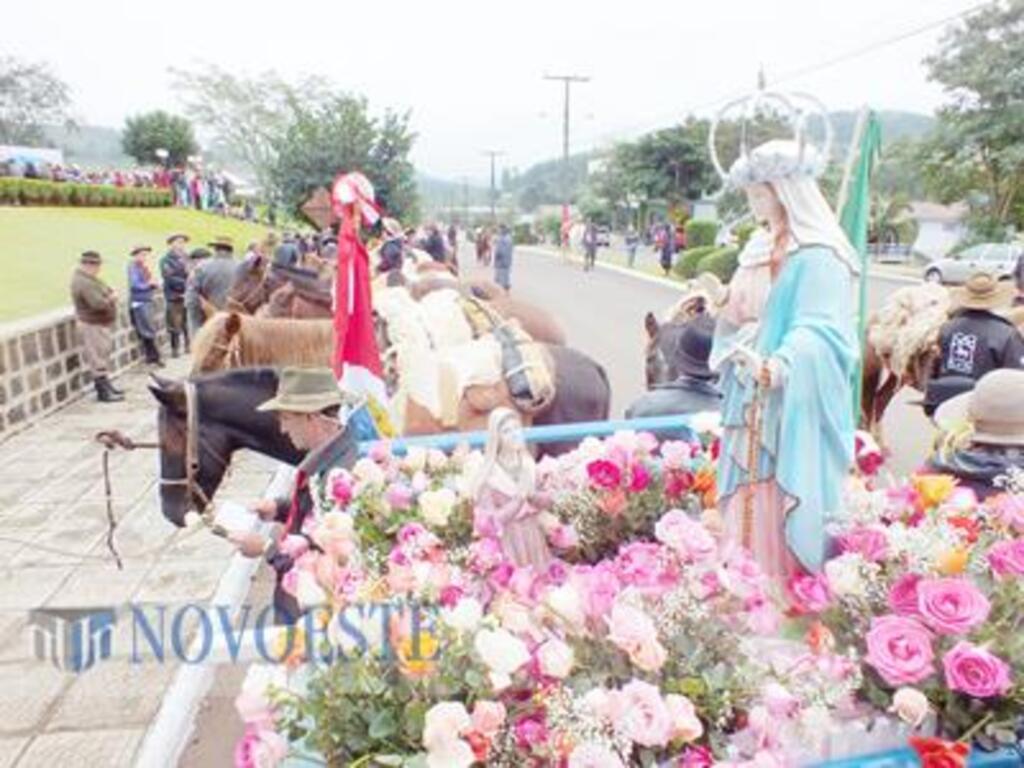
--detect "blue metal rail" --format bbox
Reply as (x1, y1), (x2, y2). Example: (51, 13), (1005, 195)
(356, 414), (700, 456)
(815, 745), (1020, 768)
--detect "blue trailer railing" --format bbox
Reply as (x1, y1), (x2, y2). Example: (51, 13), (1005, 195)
(814, 745), (1021, 768)
(355, 414), (701, 456)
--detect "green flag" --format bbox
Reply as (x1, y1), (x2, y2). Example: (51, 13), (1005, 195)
(839, 111), (882, 422)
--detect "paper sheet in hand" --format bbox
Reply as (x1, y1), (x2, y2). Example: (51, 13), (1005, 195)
(213, 502), (258, 535)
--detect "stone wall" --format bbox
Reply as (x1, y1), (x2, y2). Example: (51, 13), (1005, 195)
(0, 300), (167, 438)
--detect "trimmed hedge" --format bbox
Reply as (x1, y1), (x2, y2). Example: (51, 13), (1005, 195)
(696, 246), (740, 283)
(0, 177), (172, 208)
(672, 245), (718, 279)
(684, 218), (718, 248)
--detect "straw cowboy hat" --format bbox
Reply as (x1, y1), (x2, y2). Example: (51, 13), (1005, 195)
(935, 368), (1024, 446)
(257, 367), (344, 414)
(382, 217), (404, 238)
(953, 272), (1014, 312)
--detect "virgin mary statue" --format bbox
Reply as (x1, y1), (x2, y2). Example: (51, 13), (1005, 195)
(713, 139), (859, 582)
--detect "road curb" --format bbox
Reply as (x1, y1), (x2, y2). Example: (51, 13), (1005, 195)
(520, 245), (922, 289)
(134, 464), (295, 768)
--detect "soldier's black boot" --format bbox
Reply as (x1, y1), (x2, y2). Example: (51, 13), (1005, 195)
(106, 377), (125, 396)
(95, 376), (124, 403)
(169, 332), (180, 358)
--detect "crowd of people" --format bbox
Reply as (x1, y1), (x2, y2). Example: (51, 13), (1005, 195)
(0, 157), (164, 188)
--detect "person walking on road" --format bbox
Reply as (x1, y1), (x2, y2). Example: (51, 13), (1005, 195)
(625, 226), (640, 268)
(160, 233), (191, 357)
(127, 245), (164, 367)
(70, 251), (124, 403)
(582, 221), (599, 271)
(493, 224), (515, 290)
(658, 222), (674, 276)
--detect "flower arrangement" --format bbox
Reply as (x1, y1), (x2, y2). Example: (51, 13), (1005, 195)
(797, 474), (1024, 748)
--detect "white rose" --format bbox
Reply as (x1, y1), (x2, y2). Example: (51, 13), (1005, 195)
(455, 452), (485, 497)
(442, 597), (483, 634)
(544, 583), (586, 634)
(824, 554), (865, 598)
(426, 448), (448, 472)
(890, 687), (931, 728)
(474, 628), (529, 680)
(294, 571), (328, 610)
(402, 447), (428, 473)
(690, 410), (722, 435)
(420, 488), (457, 527)
(538, 638), (575, 679)
(352, 457), (385, 487)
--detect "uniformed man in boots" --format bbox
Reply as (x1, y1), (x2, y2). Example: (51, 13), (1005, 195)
(70, 251), (124, 403)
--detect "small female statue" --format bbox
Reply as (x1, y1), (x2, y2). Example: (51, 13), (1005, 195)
(471, 408), (552, 571)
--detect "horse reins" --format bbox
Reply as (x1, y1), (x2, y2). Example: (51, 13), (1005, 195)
(227, 262), (271, 314)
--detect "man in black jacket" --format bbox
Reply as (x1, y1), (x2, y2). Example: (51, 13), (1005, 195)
(924, 272), (1024, 415)
(245, 368), (359, 623)
(626, 314), (721, 418)
(160, 233), (191, 356)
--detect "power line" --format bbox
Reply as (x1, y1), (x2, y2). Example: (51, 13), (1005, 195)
(573, 0), (992, 151)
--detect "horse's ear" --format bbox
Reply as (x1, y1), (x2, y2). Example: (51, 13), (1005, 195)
(644, 312), (659, 340)
(225, 312), (242, 337)
(148, 375), (186, 412)
(200, 295), (218, 319)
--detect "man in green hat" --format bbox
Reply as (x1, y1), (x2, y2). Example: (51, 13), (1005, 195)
(241, 367), (360, 623)
(185, 236), (237, 334)
(70, 250), (124, 402)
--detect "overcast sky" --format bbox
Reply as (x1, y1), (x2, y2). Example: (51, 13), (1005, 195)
(1, 0), (982, 182)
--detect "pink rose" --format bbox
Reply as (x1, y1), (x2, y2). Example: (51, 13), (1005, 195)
(888, 573), (923, 617)
(616, 679), (672, 748)
(470, 700), (506, 739)
(837, 526), (889, 562)
(277, 534), (309, 559)
(615, 542), (677, 595)
(469, 537), (505, 573)
(942, 641), (1012, 698)
(568, 744), (626, 768)
(680, 746), (715, 768)
(513, 715), (548, 752)
(916, 578), (990, 635)
(587, 459), (623, 490)
(385, 482), (414, 510)
(329, 471), (354, 506)
(988, 539), (1024, 578)
(762, 682), (800, 719)
(655, 510), (716, 563)
(992, 493), (1024, 533)
(787, 572), (832, 614)
(665, 693), (704, 742)
(607, 600), (667, 672)
(549, 523), (580, 550)
(537, 638), (575, 679)
(234, 725), (287, 768)
(660, 440), (692, 470)
(864, 615), (935, 686)
(576, 563), (621, 618)
(628, 462), (652, 493)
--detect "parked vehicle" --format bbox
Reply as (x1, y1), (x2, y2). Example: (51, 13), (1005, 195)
(923, 242), (1023, 284)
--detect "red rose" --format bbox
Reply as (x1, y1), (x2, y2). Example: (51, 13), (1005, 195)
(909, 737), (970, 768)
(664, 470), (695, 500)
(586, 459), (622, 490)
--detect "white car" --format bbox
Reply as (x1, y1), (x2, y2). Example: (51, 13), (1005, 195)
(923, 242), (1022, 284)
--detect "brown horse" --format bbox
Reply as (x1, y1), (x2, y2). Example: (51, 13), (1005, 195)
(228, 256), (332, 317)
(191, 312), (334, 373)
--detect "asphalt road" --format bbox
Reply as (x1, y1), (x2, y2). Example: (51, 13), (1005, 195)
(462, 244), (934, 476)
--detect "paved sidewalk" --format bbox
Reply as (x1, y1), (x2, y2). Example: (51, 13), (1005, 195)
(0, 358), (281, 767)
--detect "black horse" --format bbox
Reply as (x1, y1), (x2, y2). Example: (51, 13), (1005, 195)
(149, 368), (304, 527)
(150, 360), (611, 527)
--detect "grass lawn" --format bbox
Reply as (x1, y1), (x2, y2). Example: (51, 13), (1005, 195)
(0, 207), (281, 322)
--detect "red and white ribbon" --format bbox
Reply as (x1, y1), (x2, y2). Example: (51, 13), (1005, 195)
(331, 172), (380, 226)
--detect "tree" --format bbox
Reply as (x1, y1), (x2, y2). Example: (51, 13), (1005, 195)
(121, 110), (198, 166)
(923, 0), (1024, 232)
(368, 110), (419, 222)
(0, 57), (73, 145)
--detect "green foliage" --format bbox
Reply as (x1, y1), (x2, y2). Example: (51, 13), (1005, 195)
(922, 0), (1024, 229)
(539, 213), (562, 244)
(0, 56), (74, 144)
(512, 222), (537, 245)
(684, 219), (718, 248)
(121, 110), (198, 166)
(734, 221), (757, 249)
(697, 246), (740, 283)
(672, 245), (718, 279)
(0, 177), (172, 208)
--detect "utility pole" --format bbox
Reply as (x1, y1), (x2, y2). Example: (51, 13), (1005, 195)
(482, 150), (504, 223)
(460, 176), (470, 227)
(544, 73), (590, 249)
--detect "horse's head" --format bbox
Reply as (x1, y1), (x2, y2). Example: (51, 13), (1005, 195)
(227, 254), (269, 314)
(148, 373), (233, 527)
(190, 312), (243, 373)
(644, 312), (687, 388)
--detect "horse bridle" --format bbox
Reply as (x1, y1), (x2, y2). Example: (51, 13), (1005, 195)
(227, 262), (271, 314)
(158, 379), (228, 515)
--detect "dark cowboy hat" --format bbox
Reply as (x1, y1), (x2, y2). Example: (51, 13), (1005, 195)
(674, 314), (716, 380)
(130, 245), (152, 256)
(80, 250), (102, 265)
(166, 233), (190, 245)
(207, 236), (235, 251)
(189, 247), (212, 261)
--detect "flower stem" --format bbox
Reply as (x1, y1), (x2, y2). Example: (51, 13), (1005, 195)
(960, 711), (995, 745)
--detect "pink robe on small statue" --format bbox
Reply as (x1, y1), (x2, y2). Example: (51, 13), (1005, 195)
(474, 484), (552, 572)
